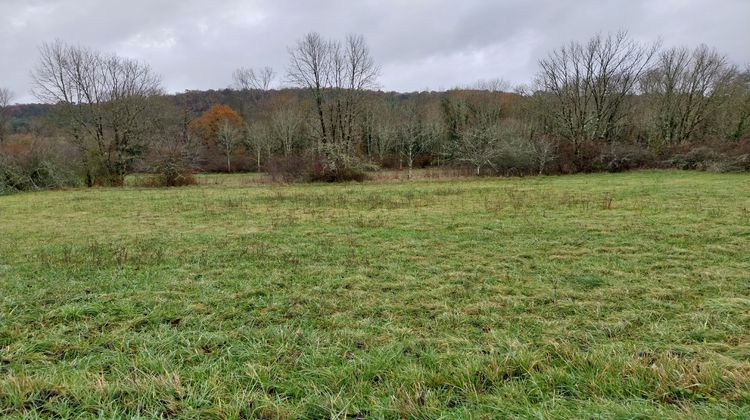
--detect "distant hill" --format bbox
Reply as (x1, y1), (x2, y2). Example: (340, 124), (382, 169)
(5, 88), (522, 134)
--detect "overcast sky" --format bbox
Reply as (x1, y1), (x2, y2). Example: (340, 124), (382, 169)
(1, 0), (749, 103)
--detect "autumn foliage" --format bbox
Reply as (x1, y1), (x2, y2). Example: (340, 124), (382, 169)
(189, 104), (244, 146)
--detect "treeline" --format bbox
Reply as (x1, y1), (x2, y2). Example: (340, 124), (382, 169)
(1, 31), (749, 193)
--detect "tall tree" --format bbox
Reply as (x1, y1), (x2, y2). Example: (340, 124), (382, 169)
(724, 68), (750, 141)
(231, 66), (276, 171)
(537, 31), (658, 167)
(641, 45), (738, 145)
(270, 107), (304, 156)
(31, 40), (162, 185)
(399, 100), (440, 179)
(287, 33), (379, 159)
(143, 99), (200, 186)
(189, 104), (245, 172)
(457, 105), (504, 175)
(288, 32), (330, 147)
(371, 97), (401, 164)
(216, 119), (241, 172)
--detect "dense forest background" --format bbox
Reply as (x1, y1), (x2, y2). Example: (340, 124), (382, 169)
(1, 31), (749, 193)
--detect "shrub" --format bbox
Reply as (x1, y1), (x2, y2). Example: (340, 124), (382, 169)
(132, 172), (197, 187)
(147, 153), (198, 187)
(493, 136), (537, 176)
(705, 154), (750, 173)
(200, 150), (254, 172)
(306, 155), (369, 182)
(0, 137), (81, 194)
(138, 132), (200, 187)
(265, 154), (310, 182)
(666, 142), (750, 173)
(669, 146), (723, 170)
(265, 153), (371, 183)
(553, 139), (602, 173)
(596, 143), (654, 172)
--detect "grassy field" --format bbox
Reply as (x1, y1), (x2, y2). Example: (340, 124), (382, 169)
(1, 170), (749, 418)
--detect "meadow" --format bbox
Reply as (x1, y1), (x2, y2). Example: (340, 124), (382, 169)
(0, 170), (749, 418)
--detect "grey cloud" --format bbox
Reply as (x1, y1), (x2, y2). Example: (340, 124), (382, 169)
(1, 0), (748, 103)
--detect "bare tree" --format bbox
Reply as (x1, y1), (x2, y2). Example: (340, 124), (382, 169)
(143, 100), (200, 186)
(372, 100), (400, 164)
(469, 78), (511, 92)
(288, 32), (331, 146)
(0, 88), (11, 108)
(216, 119), (241, 172)
(31, 40), (162, 185)
(458, 124), (502, 175)
(244, 121), (271, 170)
(640, 45), (738, 145)
(341, 34), (380, 151)
(399, 101), (440, 180)
(513, 83), (532, 96)
(287, 32), (379, 159)
(0, 88), (13, 143)
(724, 67), (750, 140)
(537, 31), (658, 167)
(442, 93), (517, 176)
(532, 137), (557, 175)
(233, 66), (275, 91)
(231, 66), (276, 172)
(270, 107), (303, 156)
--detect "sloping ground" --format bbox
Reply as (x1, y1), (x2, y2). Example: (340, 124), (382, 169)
(0, 170), (749, 418)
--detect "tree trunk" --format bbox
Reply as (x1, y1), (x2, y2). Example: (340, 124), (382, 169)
(315, 91), (327, 144)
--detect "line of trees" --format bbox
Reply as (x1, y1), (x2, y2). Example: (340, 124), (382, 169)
(2, 31), (749, 193)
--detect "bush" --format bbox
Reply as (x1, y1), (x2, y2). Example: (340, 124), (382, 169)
(551, 139), (602, 173)
(200, 149), (255, 172)
(669, 146), (722, 170)
(265, 154), (310, 182)
(265, 153), (370, 183)
(666, 143), (750, 173)
(596, 143), (654, 172)
(307, 156), (369, 182)
(493, 136), (537, 176)
(147, 158), (198, 187)
(705, 154), (750, 173)
(132, 172), (197, 188)
(138, 135), (200, 187)
(0, 137), (82, 194)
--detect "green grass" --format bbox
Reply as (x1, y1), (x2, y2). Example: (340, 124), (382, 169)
(1, 170), (749, 418)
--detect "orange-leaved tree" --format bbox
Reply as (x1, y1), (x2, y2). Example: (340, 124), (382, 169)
(189, 104), (245, 171)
